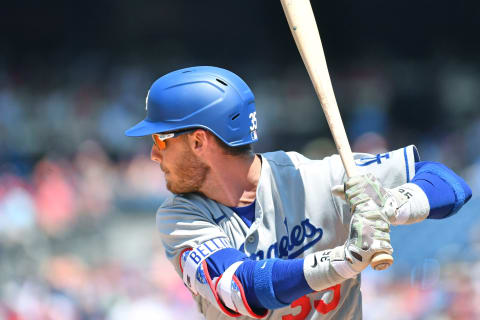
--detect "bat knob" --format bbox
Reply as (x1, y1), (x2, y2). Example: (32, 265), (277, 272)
(371, 253), (393, 271)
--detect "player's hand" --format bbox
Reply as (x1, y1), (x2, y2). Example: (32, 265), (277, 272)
(303, 207), (392, 289)
(331, 173), (388, 210)
(344, 173), (388, 213)
(304, 177), (393, 288)
(336, 174), (393, 273)
(303, 209), (392, 290)
(332, 173), (406, 225)
(341, 207), (393, 274)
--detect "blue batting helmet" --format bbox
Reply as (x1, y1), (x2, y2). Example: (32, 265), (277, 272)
(125, 66), (258, 147)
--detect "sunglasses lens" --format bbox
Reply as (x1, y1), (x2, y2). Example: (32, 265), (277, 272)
(152, 135), (166, 149)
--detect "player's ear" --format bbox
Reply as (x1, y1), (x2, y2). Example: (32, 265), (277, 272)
(188, 129), (209, 153)
(150, 143), (162, 163)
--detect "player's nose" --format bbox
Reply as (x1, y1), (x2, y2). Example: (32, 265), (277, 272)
(150, 144), (163, 164)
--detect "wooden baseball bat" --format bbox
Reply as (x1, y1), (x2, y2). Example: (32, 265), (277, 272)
(280, 0), (393, 271)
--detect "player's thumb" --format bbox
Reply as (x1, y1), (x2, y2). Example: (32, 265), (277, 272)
(331, 184), (346, 200)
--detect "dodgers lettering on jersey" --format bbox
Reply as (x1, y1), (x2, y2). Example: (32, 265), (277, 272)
(157, 145), (419, 320)
(239, 218), (323, 260)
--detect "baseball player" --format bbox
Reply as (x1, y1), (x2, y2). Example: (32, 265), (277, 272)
(125, 66), (472, 319)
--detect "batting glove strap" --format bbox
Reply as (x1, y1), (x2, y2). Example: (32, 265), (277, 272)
(384, 183), (430, 225)
(303, 247), (351, 292)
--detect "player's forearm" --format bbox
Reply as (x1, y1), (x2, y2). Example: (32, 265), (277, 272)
(233, 258), (313, 310)
(231, 252), (351, 311)
(206, 250), (345, 312)
(217, 243), (384, 311)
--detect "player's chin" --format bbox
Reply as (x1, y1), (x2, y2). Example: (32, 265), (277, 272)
(166, 181), (177, 194)
(165, 179), (175, 193)
(166, 179), (201, 195)
(166, 180), (187, 195)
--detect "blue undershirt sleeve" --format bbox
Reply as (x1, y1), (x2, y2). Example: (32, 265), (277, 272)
(412, 161), (472, 219)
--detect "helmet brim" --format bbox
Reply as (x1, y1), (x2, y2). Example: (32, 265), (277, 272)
(124, 119), (178, 137)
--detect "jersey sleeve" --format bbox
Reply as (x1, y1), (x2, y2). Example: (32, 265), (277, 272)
(156, 195), (231, 276)
(327, 145), (419, 188)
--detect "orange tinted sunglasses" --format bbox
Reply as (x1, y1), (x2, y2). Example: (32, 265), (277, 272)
(152, 129), (196, 150)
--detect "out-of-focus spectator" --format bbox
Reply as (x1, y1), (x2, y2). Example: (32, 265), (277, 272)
(352, 132), (388, 154)
(301, 137), (337, 160)
(32, 160), (76, 235)
(73, 140), (115, 218)
(0, 173), (36, 242)
(117, 153), (170, 210)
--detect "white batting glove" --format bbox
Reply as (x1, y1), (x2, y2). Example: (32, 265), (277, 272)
(381, 183), (430, 225)
(304, 180), (393, 290)
(303, 210), (392, 291)
(344, 173), (389, 213)
(332, 174), (394, 277)
(332, 173), (430, 225)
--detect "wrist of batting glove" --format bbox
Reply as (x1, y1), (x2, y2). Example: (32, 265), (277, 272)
(303, 247), (348, 292)
(383, 183), (430, 225)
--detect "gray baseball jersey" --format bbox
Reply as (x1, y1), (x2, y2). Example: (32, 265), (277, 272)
(157, 145), (418, 320)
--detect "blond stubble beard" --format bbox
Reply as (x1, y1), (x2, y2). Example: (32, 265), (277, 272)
(166, 142), (210, 195)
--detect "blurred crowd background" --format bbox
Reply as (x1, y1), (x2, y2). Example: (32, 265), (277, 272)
(1, 1), (480, 319)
